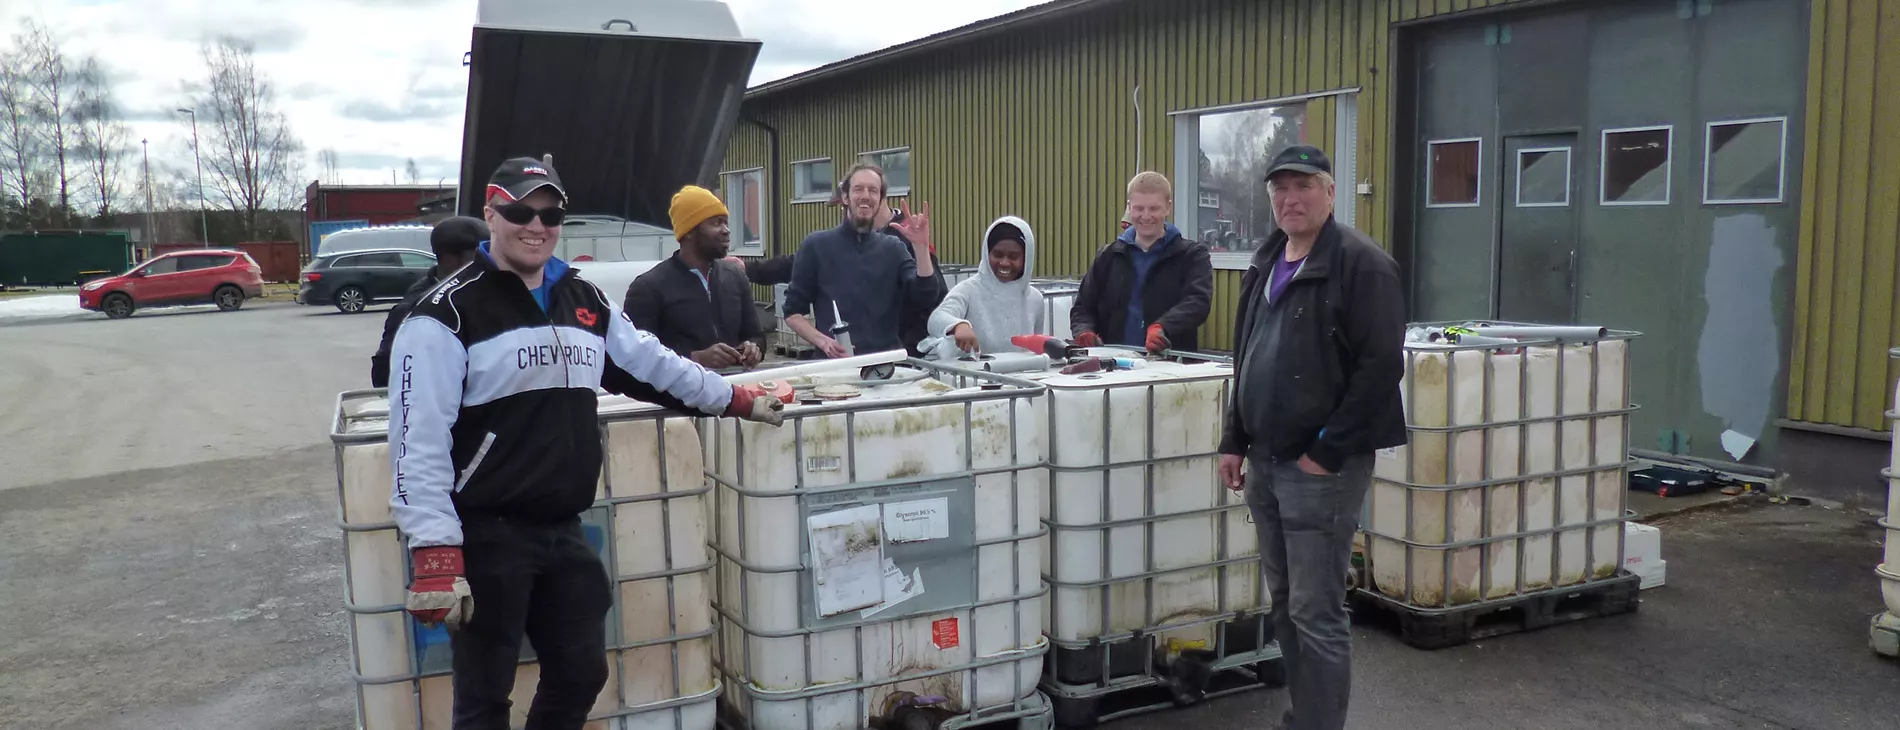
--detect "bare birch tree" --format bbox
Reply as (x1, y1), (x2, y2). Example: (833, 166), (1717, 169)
(188, 36), (303, 238)
(20, 19), (76, 225)
(0, 47), (37, 216)
(318, 147), (340, 185)
(72, 58), (128, 220)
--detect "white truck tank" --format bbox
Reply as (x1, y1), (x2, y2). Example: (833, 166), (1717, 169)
(1364, 333), (1633, 608)
(704, 363), (1048, 730)
(330, 391), (720, 730)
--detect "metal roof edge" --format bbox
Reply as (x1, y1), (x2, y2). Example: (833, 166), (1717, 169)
(743, 0), (1119, 100)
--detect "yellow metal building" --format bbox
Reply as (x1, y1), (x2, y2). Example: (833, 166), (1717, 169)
(714, 0), (1900, 492)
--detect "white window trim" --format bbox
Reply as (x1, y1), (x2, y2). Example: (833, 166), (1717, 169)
(718, 166), (767, 256)
(1198, 191), (1220, 208)
(1599, 124), (1674, 207)
(856, 146), (912, 196)
(1425, 137), (1483, 209)
(1702, 116), (1788, 205)
(1515, 146), (1572, 208)
(790, 156), (834, 204)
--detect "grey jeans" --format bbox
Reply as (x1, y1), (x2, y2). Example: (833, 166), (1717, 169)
(1246, 454), (1372, 730)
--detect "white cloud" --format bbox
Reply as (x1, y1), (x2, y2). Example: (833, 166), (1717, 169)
(3, 0), (1046, 190)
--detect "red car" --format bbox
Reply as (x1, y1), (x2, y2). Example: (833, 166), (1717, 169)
(79, 249), (266, 319)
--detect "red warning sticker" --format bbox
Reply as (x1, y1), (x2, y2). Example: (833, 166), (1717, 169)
(932, 618), (960, 650)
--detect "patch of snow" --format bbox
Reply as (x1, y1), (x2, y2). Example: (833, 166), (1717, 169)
(0, 294), (83, 318)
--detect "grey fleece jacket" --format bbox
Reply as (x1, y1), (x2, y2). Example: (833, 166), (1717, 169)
(920, 216), (1045, 359)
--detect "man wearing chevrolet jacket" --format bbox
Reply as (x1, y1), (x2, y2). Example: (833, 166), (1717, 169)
(387, 157), (784, 730)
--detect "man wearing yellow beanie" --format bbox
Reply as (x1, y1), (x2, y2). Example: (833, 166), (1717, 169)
(621, 185), (764, 370)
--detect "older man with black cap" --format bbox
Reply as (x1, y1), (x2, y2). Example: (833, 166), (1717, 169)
(386, 156), (786, 729)
(1216, 144), (1406, 730)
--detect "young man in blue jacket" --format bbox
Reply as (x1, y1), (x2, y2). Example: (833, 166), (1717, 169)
(1070, 171), (1214, 353)
(387, 157), (784, 730)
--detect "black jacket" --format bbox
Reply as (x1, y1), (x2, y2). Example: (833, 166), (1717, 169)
(1070, 228), (1214, 352)
(1217, 217), (1407, 473)
(623, 253), (763, 359)
(745, 254), (796, 287)
(370, 270), (444, 388)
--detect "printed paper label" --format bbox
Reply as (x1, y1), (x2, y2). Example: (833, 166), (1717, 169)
(883, 498), (950, 543)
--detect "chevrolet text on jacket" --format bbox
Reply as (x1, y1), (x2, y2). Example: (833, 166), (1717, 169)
(1217, 217), (1408, 473)
(388, 248), (734, 549)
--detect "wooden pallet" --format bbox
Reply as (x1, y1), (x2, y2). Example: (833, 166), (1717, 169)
(1349, 571), (1642, 650)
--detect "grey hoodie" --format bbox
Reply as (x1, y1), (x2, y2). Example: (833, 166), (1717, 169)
(921, 216), (1045, 358)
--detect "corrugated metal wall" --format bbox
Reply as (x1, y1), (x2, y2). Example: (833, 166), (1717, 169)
(723, 0), (1534, 351)
(1788, 0), (1900, 431)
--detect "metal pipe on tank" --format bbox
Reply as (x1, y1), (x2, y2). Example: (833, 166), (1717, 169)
(1467, 325), (1608, 340)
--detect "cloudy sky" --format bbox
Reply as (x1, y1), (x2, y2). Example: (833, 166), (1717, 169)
(2, 0), (1047, 189)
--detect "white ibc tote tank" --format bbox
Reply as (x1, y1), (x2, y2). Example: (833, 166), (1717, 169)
(330, 390), (721, 730)
(1362, 327), (1637, 608)
(1879, 348), (1900, 617)
(704, 362), (1050, 730)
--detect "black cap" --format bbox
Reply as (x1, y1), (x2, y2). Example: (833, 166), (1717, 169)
(430, 216), (488, 255)
(1263, 145), (1332, 181)
(486, 157), (566, 204)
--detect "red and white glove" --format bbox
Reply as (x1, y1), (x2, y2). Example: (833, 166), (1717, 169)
(725, 384), (786, 426)
(1073, 331), (1103, 348)
(1145, 323), (1170, 354)
(405, 546), (474, 630)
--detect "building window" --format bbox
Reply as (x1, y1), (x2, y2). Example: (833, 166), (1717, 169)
(857, 147), (911, 195)
(1170, 89), (1360, 270)
(1190, 101), (1309, 261)
(1704, 117), (1786, 205)
(718, 168), (765, 255)
(1426, 139), (1482, 208)
(791, 158), (834, 203)
(1516, 147), (1571, 207)
(1601, 125), (1673, 206)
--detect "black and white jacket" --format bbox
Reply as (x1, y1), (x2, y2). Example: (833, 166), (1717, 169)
(388, 248), (733, 549)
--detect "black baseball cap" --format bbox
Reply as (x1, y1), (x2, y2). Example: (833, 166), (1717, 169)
(430, 216), (488, 256)
(1263, 145), (1333, 181)
(486, 157), (567, 204)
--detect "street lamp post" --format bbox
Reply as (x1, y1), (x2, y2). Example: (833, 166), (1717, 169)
(176, 108), (209, 247)
(142, 138), (155, 255)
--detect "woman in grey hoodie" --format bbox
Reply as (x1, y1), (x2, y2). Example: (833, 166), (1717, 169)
(921, 216), (1045, 359)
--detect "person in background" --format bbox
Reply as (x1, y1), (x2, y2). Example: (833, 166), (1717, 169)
(387, 156), (784, 730)
(1216, 145), (1405, 730)
(369, 216), (486, 388)
(1070, 171), (1213, 354)
(732, 177), (946, 357)
(782, 163), (940, 357)
(623, 185), (764, 370)
(920, 216), (1042, 359)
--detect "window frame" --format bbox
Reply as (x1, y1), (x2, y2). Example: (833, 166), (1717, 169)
(718, 166), (768, 257)
(790, 156), (835, 204)
(1169, 87), (1362, 272)
(1425, 137), (1484, 209)
(1514, 146), (1573, 208)
(855, 146), (912, 197)
(1702, 116), (1788, 205)
(1599, 124), (1675, 207)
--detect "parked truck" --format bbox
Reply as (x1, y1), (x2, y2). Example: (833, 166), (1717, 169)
(456, 0), (762, 300)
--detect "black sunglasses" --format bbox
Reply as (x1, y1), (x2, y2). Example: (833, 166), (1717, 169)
(489, 202), (567, 227)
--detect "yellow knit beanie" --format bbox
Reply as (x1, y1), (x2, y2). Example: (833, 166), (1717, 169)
(670, 185), (730, 241)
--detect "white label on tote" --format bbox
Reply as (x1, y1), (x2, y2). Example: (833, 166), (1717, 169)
(884, 498), (950, 543)
(806, 455), (842, 473)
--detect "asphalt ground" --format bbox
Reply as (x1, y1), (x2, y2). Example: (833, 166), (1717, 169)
(1, 303), (1895, 729)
